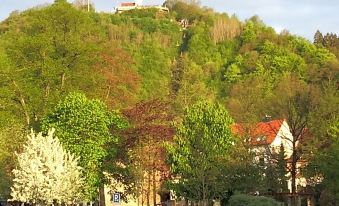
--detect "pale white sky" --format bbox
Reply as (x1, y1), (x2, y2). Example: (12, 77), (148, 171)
(1, 0), (338, 40)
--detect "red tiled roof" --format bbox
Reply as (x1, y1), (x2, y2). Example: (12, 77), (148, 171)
(232, 119), (284, 146)
(121, 2), (136, 6)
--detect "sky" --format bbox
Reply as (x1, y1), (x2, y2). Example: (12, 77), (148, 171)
(1, 0), (338, 41)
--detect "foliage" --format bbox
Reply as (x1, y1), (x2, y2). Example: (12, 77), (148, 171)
(131, 38), (172, 99)
(313, 30), (339, 58)
(0, 1), (338, 202)
(10, 129), (84, 205)
(167, 101), (235, 201)
(241, 21), (256, 43)
(210, 14), (241, 43)
(306, 120), (339, 200)
(0, 123), (26, 199)
(304, 84), (339, 201)
(41, 92), (128, 199)
(95, 44), (141, 109)
(0, 0), (102, 126)
(228, 194), (282, 206)
(173, 55), (216, 111)
(227, 75), (272, 123)
(123, 99), (174, 206)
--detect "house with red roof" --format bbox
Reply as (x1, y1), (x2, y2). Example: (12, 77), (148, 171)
(232, 119), (307, 193)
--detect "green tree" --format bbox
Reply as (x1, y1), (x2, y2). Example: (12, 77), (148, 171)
(277, 144), (288, 192)
(305, 120), (339, 202)
(0, 123), (27, 199)
(1, 0), (101, 126)
(167, 101), (235, 204)
(267, 75), (322, 206)
(41, 92), (128, 202)
(303, 84), (339, 203)
(240, 21), (256, 44)
(227, 75), (272, 123)
(174, 56), (216, 111)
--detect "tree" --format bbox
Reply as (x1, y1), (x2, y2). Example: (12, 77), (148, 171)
(305, 120), (339, 202)
(10, 129), (84, 205)
(240, 21), (256, 44)
(0, 123), (26, 199)
(303, 84), (339, 203)
(167, 101), (235, 205)
(95, 45), (141, 109)
(41, 92), (128, 203)
(268, 75), (321, 205)
(227, 75), (272, 123)
(123, 99), (174, 206)
(174, 55), (216, 111)
(1, 0), (101, 126)
(73, 0), (95, 12)
(313, 30), (323, 45)
(210, 15), (241, 43)
(276, 144), (288, 192)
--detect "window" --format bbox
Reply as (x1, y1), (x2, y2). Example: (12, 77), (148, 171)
(256, 135), (266, 142)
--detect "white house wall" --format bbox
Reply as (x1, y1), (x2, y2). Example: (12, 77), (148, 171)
(270, 120), (294, 158)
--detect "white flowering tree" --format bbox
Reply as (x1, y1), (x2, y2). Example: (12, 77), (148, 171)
(10, 128), (84, 205)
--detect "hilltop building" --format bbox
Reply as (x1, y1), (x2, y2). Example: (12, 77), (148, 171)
(115, 0), (169, 13)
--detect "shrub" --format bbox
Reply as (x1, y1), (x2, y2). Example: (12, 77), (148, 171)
(228, 194), (283, 206)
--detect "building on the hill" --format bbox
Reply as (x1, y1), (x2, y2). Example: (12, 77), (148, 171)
(115, 1), (169, 14)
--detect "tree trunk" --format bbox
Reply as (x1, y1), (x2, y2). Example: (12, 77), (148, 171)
(105, 85), (111, 101)
(12, 80), (30, 125)
(202, 177), (207, 206)
(291, 142), (297, 206)
(45, 84), (50, 98)
(99, 185), (106, 206)
(61, 72), (66, 90)
(142, 183), (144, 206)
(153, 168), (157, 206)
(147, 171), (151, 206)
(20, 97), (30, 126)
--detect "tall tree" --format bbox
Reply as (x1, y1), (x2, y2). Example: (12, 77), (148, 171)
(1, 0), (101, 126)
(123, 99), (174, 206)
(41, 92), (128, 204)
(174, 55), (216, 111)
(95, 45), (141, 109)
(167, 101), (235, 205)
(268, 75), (320, 205)
(313, 30), (323, 45)
(305, 119), (339, 202)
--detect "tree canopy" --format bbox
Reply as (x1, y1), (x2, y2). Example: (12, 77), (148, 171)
(0, 0), (338, 204)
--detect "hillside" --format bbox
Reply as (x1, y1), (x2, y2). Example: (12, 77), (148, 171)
(0, 0), (338, 202)
(0, 0), (338, 124)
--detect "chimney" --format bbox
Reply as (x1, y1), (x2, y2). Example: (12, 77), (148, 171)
(262, 114), (272, 122)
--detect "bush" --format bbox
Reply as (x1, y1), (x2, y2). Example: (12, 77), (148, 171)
(228, 194), (283, 206)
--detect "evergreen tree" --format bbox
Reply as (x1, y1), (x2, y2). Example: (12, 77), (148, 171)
(277, 144), (288, 192)
(313, 30), (323, 45)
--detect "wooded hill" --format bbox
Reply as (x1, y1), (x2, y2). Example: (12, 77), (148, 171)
(0, 0), (338, 204)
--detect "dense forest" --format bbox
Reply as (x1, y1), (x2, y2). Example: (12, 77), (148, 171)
(0, 0), (338, 205)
